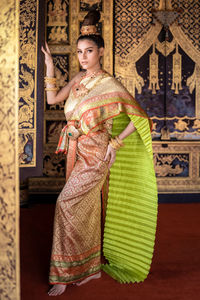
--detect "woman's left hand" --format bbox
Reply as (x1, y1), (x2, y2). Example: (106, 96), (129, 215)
(104, 144), (116, 169)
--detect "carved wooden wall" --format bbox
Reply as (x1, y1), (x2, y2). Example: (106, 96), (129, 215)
(19, 0), (38, 167)
(0, 1), (20, 299)
(29, 0), (113, 193)
(19, 0), (46, 205)
(114, 0), (200, 193)
(28, 0), (200, 195)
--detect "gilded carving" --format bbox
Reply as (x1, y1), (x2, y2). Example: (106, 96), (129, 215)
(47, 0), (69, 26)
(156, 38), (175, 56)
(115, 21), (162, 96)
(148, 43), (160, 94)
(174, 0), (200, 51)
(153, 142), (200, 193)
(53, 54), (69, 88)
(48, 26), (68, 44)
(28, 177), (66, 193)
(186, 64), (200, 118)
(19, 132), (34, 165)
(193, 119), (200, 133)
(154, 153), (189, 177)
(43, 152), (65, 177)
(47, 0), (69, 45)
(42, 0), (113, 187)
(0, 0), (20, 299)
(171, 43), (182, 94)
(115, 0), (200, 144)
(174, 119), (189, 131)
(170, 23), (200, 118)
(115, 0), (154, 58)
(80, 0), (102, 11)
(114, 0), (200, 194)
(46, 121), (66, 144)
(19, 0), (38, 166)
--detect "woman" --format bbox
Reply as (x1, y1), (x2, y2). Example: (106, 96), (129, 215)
(42, 9), (157, 297)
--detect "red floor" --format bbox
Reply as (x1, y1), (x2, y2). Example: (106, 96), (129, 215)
(20, 202), (200, 300)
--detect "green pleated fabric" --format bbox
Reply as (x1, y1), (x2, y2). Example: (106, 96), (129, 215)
(102, 113), (158, 283)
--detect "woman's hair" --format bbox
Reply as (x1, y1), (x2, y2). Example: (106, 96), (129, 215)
(77, 9), (104, 48)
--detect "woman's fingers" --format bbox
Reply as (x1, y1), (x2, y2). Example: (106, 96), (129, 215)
(41, 42), (51, 56)
(41, 46), (46, 54)
(104, 146), (110, 161)
(104, 145), (116, 168)
(45, 41), (51, 53)
(108, 153), (116, 168)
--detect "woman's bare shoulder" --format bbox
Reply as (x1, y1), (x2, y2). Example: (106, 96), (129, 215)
(72, 71), (85, 83)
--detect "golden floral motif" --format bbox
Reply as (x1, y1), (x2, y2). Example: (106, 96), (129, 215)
(174, 119), (189, 131)
(19, 105), (33, 127)
(20, 44), (36, 68)
(193, 119), (200, 132)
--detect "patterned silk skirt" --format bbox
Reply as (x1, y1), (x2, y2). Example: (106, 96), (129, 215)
(49, 130), (109, 285)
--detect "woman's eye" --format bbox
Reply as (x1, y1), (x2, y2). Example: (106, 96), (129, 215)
(87, 50), (92, 53)
(77, 51), (82, 54)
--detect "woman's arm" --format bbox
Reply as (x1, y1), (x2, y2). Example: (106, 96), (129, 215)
(41, 42), (83, 105)
(104, 121), (136, 168)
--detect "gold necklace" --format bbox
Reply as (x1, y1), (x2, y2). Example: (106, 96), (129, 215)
(72, 70), (107, 98)
(82, 69), (103, 79)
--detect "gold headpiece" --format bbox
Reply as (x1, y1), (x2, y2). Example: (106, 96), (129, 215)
(80, 25), (99, 36)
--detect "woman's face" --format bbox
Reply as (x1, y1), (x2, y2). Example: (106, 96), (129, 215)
(77, 39), (104, 72)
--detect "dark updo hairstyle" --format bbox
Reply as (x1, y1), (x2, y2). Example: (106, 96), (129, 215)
(77, 9), (104, 48)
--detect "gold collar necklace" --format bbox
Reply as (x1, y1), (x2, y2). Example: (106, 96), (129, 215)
(82, 69), (103, 79)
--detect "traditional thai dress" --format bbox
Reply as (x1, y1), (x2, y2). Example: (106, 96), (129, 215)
(49, 70), (158, 285)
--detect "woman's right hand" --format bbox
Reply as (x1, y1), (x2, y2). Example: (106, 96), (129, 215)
(41, 42), (53, 67)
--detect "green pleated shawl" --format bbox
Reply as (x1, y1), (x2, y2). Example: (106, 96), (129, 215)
(73, 73), (158, 283)
(102, 113), (158, 283)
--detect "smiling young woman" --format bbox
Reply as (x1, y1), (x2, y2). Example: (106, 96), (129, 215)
(41, 8), (158, 297)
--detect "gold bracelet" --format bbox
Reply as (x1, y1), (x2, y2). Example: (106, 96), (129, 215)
(115, 136), (124, 147)
(44, 77), (57, 84)
(109, 138), (121, 150)
(45, 87), (58, 92)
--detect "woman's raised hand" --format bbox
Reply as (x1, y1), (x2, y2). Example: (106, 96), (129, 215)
(41, 42), (53, 67)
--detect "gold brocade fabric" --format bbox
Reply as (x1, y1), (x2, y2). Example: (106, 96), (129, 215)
(49, 130), (109, 284)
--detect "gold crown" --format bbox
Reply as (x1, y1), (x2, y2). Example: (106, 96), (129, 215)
(80, 25), (99, 36)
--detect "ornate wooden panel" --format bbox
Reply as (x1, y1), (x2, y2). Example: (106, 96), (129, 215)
(28, 0), (200, 194)
(0, 1), (20, 299)
(28, 0), (113, 193)
(114, 0), (200, 193)
(19, 0), (39, 167)
(153, 142), (200, 193)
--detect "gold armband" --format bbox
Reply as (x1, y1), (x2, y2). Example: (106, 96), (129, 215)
(45, 87), (58, 92)
(44, 76), (57, 84)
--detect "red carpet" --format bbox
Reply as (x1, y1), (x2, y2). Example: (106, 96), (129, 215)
(20, 202), (200, 300)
